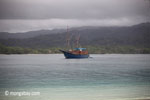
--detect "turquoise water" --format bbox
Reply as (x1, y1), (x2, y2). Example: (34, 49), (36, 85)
(0, 54), (150, 100)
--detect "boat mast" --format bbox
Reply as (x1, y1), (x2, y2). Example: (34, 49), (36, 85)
(75, 34), (80, 48)
(66, 26), (70, 49)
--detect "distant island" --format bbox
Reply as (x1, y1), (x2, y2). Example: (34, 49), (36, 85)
(0, 23), (150, 54)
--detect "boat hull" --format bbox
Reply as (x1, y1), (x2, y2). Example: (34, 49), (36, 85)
(60, 50), (89, 59)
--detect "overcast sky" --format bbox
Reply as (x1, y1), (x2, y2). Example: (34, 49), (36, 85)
(0, 0), (150, 33)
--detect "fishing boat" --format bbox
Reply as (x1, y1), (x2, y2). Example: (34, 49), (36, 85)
(60, 27), (89, 59)
(60, 48), (89, 59)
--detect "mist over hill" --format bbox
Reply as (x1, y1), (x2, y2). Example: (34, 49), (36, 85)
(0, 29), (66, 39)
(0, 23), (150, 48)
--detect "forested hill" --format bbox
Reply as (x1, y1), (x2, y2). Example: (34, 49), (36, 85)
(0, 22), (150, 48)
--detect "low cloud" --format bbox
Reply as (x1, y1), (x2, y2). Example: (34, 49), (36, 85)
(0, 17), (147, 33)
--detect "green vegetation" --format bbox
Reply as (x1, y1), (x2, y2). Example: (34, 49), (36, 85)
(0, 44), (62, 54)
(0, 44), (150, 54)
(85, 46), (150, 54)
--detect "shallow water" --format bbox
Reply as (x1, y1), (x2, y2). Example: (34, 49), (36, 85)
(0, 54), (150, 100)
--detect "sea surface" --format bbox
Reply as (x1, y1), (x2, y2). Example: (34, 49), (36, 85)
(0, 54), (150, 100)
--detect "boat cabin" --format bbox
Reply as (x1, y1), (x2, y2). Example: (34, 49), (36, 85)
(69, 48), (88, 55)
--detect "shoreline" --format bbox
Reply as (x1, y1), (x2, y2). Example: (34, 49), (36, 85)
(1, 53), (150, 55)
